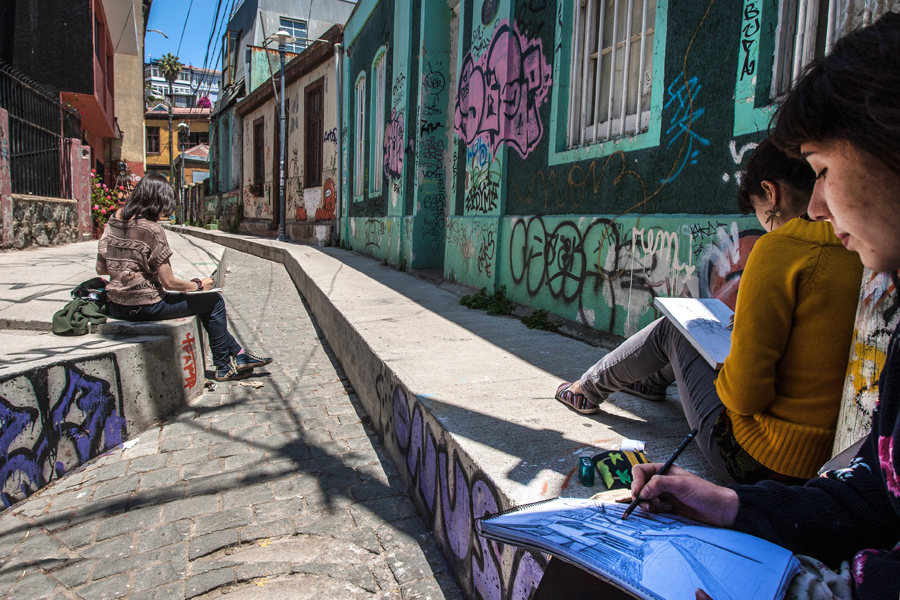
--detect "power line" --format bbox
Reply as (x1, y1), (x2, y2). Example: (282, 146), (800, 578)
(176, 0), (197, 57)
(192, 0), (228, 98)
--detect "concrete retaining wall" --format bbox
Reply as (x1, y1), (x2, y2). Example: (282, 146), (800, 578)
(0, 318), (206, 508)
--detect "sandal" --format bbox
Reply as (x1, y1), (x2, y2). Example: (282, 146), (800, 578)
(555, 382), (601, 415)
(623, 380), (667, 402)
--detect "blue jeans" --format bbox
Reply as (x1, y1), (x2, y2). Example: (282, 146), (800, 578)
(578, 318), (732, 482)
(108, 293), (241, 368)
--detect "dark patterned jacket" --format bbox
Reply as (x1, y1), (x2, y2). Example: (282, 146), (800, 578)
(732, 326), (900, 600)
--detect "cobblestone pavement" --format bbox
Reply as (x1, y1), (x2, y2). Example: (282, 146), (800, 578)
(0, 250), (463, 600)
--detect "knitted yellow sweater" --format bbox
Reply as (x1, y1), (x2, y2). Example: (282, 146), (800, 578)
(714, 218), (863, 479)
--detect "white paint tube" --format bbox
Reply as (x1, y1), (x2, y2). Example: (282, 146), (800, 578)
(620, 439), (646, 453)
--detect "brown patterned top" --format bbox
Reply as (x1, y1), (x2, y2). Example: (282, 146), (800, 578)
(97, 217), (173, 305)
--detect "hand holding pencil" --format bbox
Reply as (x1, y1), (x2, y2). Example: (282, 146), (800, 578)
(625, 437), (741, 528)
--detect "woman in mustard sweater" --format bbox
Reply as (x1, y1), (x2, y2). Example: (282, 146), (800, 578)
(555, 139), (864, 484)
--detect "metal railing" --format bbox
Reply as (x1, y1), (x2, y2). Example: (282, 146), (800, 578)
(0, 60), (82, 198)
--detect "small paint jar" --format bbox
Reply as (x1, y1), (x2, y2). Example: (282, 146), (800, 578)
(579, 455), (595, 487)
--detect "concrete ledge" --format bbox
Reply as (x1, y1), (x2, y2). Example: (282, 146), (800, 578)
(168, 226), (715, 599)
(0, 319), (206, 508)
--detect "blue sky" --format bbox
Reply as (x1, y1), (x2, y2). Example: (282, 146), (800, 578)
(145, 0), (227, 71)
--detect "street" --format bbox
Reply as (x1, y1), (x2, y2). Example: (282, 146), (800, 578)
(0, 250), (461, 599)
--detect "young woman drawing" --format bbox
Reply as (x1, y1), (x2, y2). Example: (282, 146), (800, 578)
(555, 139), (864, 485)
(96, 174), (272, 382)
(626, 13), (900, 600)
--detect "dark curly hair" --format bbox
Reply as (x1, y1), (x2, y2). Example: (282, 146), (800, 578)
(122, 174), (175, 221)
(736, 138), (816, 215)
(772, 12), (900, 178)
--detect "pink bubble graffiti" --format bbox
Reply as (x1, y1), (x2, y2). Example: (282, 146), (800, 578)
(454, 20), (552, 159)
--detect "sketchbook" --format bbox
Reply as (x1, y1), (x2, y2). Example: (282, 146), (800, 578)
(477, 498), (799, 600)
(653, 298), (733, 370)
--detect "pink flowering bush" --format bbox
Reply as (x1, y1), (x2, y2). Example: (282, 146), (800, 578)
(90, 173), (134, 228)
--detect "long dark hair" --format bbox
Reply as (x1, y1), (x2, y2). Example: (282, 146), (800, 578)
(122, 174), (175, 221)
(737, 139), (815, 215)
(772, 12), (900, 178)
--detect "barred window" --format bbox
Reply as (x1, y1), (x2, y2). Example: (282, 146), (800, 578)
(567, 0), (655, 148)
(355, 75), (366, 197)
(372, 52), (387, 193)
(771, 0), (837, 98)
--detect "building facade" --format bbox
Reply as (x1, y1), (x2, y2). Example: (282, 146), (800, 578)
(0, 0), (148, 248)
(233, 27), (341, 242)
(145, 60), (221, 108)
(144, 106), (210, 181)
(208, 0), (355, 232)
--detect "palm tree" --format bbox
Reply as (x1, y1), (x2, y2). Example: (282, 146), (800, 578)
(158, 53), (183, 193)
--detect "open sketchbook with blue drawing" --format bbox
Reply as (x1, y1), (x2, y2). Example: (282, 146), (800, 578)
(477, 499), (799, 600)
(653, 298), (733, 370)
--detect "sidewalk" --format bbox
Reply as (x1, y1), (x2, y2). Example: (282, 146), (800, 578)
(0, 249), (461, 599)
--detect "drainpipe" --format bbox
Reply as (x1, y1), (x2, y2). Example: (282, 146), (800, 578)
(334, 42), (343, 245)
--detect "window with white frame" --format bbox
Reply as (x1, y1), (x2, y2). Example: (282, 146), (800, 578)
(279, 18), (308, 53)
(355, 75), (366, 197)
(372, 51), (387, 193)
(567, 0), (656, 149)
(770, 0), (837, 98)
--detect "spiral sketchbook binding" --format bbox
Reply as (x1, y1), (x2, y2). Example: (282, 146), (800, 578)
(475, 496), (567, 533)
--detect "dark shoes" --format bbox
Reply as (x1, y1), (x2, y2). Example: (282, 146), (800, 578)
(215, 356), (252, 382)
(234, 350), (273, 371)
(555, 382), (601, 415)
(623, 380), (667, 402)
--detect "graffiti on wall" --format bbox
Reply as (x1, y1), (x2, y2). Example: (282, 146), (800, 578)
(384, 109), (405, 180)
(365, 368), (544, 600)
(315, 179), (336, 221)
(447, 219), (497, 279)
(455, 20), (552, 160)
(417, 61), (448, 257)
(181, 332), (198, 390)
(0, 356), (126, 507)
(835, 270), (900, 451)
(660, 73), (710, 184)
(506, 216), (762, 335)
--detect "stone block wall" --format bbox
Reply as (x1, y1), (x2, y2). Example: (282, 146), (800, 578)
(8, 195), (78, 250)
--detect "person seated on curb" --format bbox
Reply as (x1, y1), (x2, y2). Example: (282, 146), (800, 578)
(537, 14), (900, 600)
(555, 138), (863, 485)
(96, 174), (273, 382)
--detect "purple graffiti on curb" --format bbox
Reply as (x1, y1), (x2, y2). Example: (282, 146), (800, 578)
(454, 20), (552, 159)
(382, 378), (544, 599)
(384, 108), (405, 179)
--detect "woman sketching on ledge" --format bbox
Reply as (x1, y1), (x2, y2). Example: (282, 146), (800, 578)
(539, 13), (900, 600)
(555, 138), (864, 485)
(96, 174), (272, 382)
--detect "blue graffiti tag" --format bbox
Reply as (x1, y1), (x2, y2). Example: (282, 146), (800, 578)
(0, 364), (126, 507)
(660, 73), (710, 184)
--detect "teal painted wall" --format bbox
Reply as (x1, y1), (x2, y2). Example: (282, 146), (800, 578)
(344, 0), (778, 340)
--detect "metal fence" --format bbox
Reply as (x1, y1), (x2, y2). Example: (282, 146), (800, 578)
(0, 60), (82, 198)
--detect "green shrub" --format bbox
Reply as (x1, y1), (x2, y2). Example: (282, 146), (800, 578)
(522, 309), (563, 332)
(460, 286), (515, 316)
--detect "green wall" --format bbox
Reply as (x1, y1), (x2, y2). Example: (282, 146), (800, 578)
(344, 0), (776, 338)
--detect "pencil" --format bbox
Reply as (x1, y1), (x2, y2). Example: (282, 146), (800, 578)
(621, 428), (699, 520)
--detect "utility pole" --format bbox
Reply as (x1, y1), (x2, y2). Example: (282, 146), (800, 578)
(270, 29), (296, 242)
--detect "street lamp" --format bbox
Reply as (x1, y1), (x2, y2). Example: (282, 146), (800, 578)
(268, 29), (296, 242)
(178, 121), (189, 224)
